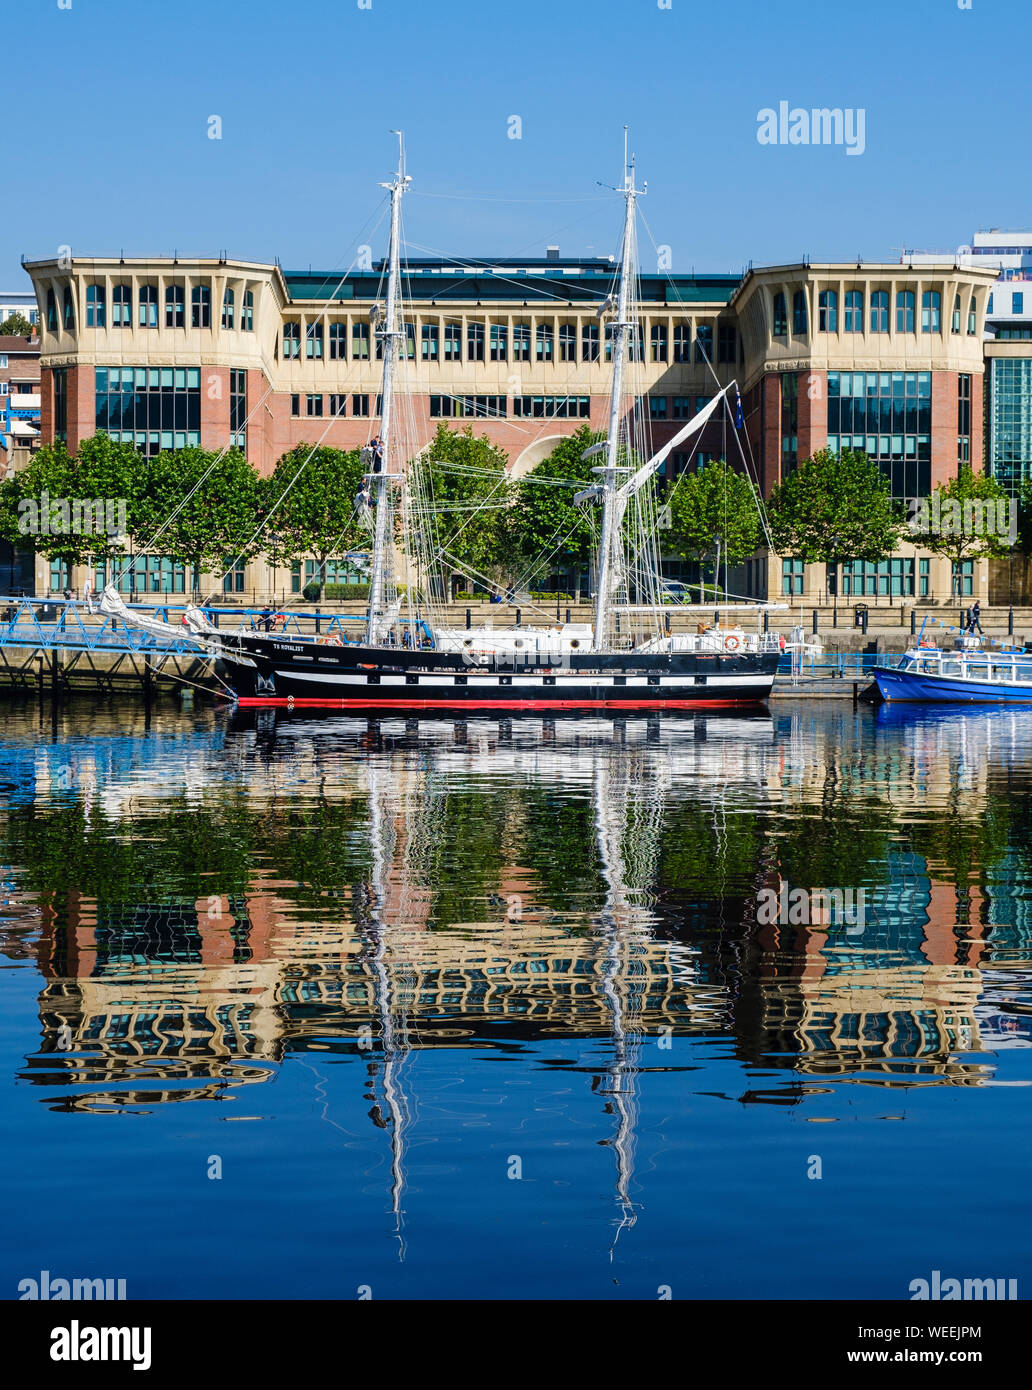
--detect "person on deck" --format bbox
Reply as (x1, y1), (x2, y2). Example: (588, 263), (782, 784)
(969, 600), (983, 635)
(258, 606), (274, 632)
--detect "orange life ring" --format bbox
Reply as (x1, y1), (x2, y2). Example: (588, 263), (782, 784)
(724, 634), (741, 652)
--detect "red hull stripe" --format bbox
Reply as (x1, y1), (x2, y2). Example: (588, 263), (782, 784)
(234, 696), (767, 710)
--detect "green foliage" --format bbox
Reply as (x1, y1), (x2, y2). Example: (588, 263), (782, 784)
(504, 425), (603, 583)
(134, 446), (263, 576)
(909, 465), (1013, 582)
(666, 458), (762, 568)
(302, 582), (370, 601)
(262, 445), (366, 600)
(767, 447), (902, 566)
(414, 424), (511, 582)
(0, 311), (34, 337)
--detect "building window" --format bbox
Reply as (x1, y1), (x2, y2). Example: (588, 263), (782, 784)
(868, 290), (888, 333)
(94, 365), (202, 455)
(165, 283), (184, 328)
(430, 395), (506, 419)
(112, 283), (131, 326)
(717, 322), (737, 362)
(987, 293), (994, 315)
(536, 322), (554, 362)
(329, 394), (347, 418)
(402, 323), (416, 360)
(695, 324), (713, 363)
(283, 322), (301, 359)
(988, 357), (1032, 493)
(826, 370), (932, 499)
(672, 321), (691, 362)
(921, 290), (941, 333)
(229, 368), (246, 450)
(559, 323), (576, 362)
(222, 288), (235, 329)
(53, 368), (68, 442)
(772, 292), (787, 337)
(100, 555), (194, 595)
(444, 322), (462, 361)
(241, 290), (254, 332)
(513, 396), (590, 419)
(782, 557), (804, 595)
(306, 322), (324, 359)
(582, 322), (599, 362)
(952, 293), (962, 334)
(792, 290), (808, 335)
(139, 284), (158, 328)
(306, 393), (323, 417)
(651, 323), (668, 362)
(968, 295), (977, 334)
(844, 290), (863, 333)
(191, 284), (211, 329)
(421, 322), (439, 361)
(467, 321), (485, 362)
(650, 397), (667, 420)
(489, 322), (507, 362)
(513, 322), (531, 361)
(781, 373), (798, 470)
(352, 393), (370, 417)
(841, 558), (915, 597)
(952, 559), (974, 596)
(63, 286), (75, 331)
(330, 322), (347, 360)
(222, 558), (246, 594)
(958, 372), (971, 444)
(818, 290), (838, 332)
(352, 322), (370, 359)
(290, 393), (300, 417)
(920, 557), (930, 597)
(86, 284), (106, 328)
(672, 397), (692, 420)
(46, 289), (57, 331)
(895, 290), (915, 333)
(1014, 291), (1025, 315)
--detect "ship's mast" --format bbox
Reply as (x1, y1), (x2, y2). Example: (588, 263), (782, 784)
(366, 133), (410, 645)
(592, 137), (640, 653)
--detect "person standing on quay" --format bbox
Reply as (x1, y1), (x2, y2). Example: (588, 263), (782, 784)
(969, 600), (983, 635)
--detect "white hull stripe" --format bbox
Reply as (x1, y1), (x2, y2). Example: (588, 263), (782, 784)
(275, 669), (772, 689)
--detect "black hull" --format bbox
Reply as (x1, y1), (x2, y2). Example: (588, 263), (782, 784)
(217, 634), (778, 709)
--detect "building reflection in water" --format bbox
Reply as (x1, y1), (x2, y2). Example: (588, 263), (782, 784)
(3, 707), (1031, 1209)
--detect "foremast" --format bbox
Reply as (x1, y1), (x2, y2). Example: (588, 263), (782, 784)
(591, 145), (641, 653)
(366, 135), (411, 646)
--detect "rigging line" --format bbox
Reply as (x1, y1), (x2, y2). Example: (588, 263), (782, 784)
(410, 189), (613, 203)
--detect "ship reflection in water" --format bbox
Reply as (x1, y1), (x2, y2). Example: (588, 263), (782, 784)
(2, 701), (1031, 1298)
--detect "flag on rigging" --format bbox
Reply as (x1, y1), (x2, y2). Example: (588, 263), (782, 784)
(734, 389), (744, 429)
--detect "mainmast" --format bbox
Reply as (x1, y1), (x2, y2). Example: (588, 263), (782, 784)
(591, 137), (641, 653)
(366, 133), (411, 646)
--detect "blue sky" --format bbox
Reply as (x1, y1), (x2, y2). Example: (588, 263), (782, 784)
(7, 0), (1027, 286)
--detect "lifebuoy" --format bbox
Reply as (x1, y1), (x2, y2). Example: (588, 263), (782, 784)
(724, 634), (741, 652)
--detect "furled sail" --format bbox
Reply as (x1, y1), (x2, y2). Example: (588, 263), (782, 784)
(615, 385), (732, 500)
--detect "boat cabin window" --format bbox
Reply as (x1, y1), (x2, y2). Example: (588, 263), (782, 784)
(941, 661), (961, 676)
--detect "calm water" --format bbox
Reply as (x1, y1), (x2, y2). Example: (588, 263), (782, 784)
(1, 699), (1031, 1301)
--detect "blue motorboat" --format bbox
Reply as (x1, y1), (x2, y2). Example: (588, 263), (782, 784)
(872, 634), (1032, 703)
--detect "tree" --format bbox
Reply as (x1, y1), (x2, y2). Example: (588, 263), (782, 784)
(909, 464), (1013, 596)
(767, 448), (902, 604)
(412, 424), (511, 593)
(261, 445), (365, 600)
(134, 446), (263, 595)
(666, 459), (762, 600)
(0, 312), (34, 338)
(504, 425), (603, 594)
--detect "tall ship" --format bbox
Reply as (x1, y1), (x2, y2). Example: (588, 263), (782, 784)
(197, 140), (782, 710)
